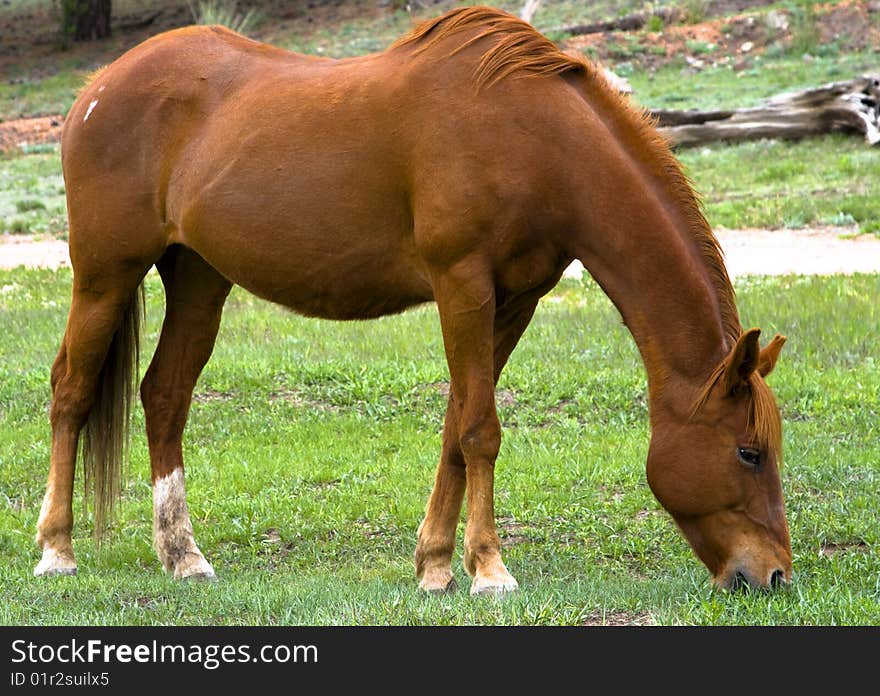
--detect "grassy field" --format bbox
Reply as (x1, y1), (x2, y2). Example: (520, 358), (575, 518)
(0, 270), (877, 625)
(1, 0), (878, 626)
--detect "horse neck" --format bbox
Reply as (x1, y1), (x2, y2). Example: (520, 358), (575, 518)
(567, 152), (738, 411)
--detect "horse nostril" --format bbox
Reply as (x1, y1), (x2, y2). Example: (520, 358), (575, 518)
(770, 569), (786, 588)
(732, 571), (749, 591)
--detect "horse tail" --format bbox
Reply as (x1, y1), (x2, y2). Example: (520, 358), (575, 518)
(82, 284), (145, 542)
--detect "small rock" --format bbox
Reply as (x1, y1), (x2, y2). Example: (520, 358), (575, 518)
(740, 41), (753, 53)
(766, 9), (789, 32)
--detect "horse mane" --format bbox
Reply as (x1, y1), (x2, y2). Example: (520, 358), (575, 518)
(398, 7), (751, 423)
(392, 5), (586, 89)
(395, 7), (740, 349)
(590, 81), (777, 456)
(577, 75), (742, 351)
(691, 363), (783, 462)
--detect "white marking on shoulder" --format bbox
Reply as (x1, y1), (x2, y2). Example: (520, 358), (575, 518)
(98, 84), (106, 92)
(83, 99), (99, 122)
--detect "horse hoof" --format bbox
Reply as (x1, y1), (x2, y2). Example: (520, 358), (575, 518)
(172, 553), (216, 581)
(419, 574), (458, 594)
(34, 548), (77, 577)
(34, 565), (77, 578)
(470, 574), (519, 597)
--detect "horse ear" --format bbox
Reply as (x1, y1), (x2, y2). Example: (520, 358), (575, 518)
(722, 328), (761, 394)
(758, 333), (786, 378)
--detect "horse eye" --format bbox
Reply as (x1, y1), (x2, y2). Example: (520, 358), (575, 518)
(737, 447), (761, 468)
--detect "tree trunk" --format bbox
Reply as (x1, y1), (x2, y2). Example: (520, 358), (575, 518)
(62, 0), (112, 42)
(555, 8), (680, 36)
(520, 0), (542, 24)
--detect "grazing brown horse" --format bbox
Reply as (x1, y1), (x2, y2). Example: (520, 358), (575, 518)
(35, 7), (791, 593)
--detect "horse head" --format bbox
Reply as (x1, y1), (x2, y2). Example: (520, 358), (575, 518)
(646, 329), (791, 590)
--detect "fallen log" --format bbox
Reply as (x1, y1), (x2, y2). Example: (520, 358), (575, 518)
(652, 75), (880, 147)
(555, 8), (680, 36)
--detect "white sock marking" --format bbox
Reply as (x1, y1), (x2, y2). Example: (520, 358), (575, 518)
(152, 468), (213, 577)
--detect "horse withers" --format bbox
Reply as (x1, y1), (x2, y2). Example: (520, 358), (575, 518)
(35, 7), (791, 593)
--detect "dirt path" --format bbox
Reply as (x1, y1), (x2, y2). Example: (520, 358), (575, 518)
(563, 226), (880, 278)
(0, 235), (71, 270)
(0, 115), (63, 153)
(2, 227), (880, 276)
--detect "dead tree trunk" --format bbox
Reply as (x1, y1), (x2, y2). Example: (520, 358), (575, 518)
(653, 75), (880, 147)
(520, 0), (542, 24)
(556, 8), (680, 36)
(62, 0), (112, 42)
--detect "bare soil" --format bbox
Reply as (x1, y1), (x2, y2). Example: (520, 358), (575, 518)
(3, 227), (879, 275)
(0, 114), (63, 151)
(568, 0), (880, 72)
(563, 226), (880, 278)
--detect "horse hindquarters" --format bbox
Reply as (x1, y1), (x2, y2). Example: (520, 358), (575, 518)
(35, 97), (169, 574)
(35, 264), (150, 575)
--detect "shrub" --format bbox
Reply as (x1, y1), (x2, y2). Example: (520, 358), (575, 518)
(15, 199), (47, 213)
(188, 0), (260, 35)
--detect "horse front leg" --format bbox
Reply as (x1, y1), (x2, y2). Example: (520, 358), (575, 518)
(415, 393), (466, 593)
(416, 281), (542, 594)
(427, 263), (518, 595)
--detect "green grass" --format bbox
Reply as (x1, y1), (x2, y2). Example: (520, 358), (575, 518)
(678, 135), (880, 232)
(0, 69), (87, 121)
(1, 270), (877, 625)
(626, 50), (880, 111)
(0, 145), (66, 236)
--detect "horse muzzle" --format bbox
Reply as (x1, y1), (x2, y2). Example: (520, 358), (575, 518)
(714, 564), (791, 591)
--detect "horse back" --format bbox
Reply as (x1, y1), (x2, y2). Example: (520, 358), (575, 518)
(62, 23), (588, 315)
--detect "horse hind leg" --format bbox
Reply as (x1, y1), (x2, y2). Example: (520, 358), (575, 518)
(35, 341), (77, 575)
(140, 246), (231, 580)
(35, 268), (149, 576)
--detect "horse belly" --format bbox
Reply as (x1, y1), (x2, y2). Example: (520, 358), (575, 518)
(181, 214), (433, 320)
(248, 253), (434, 320)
